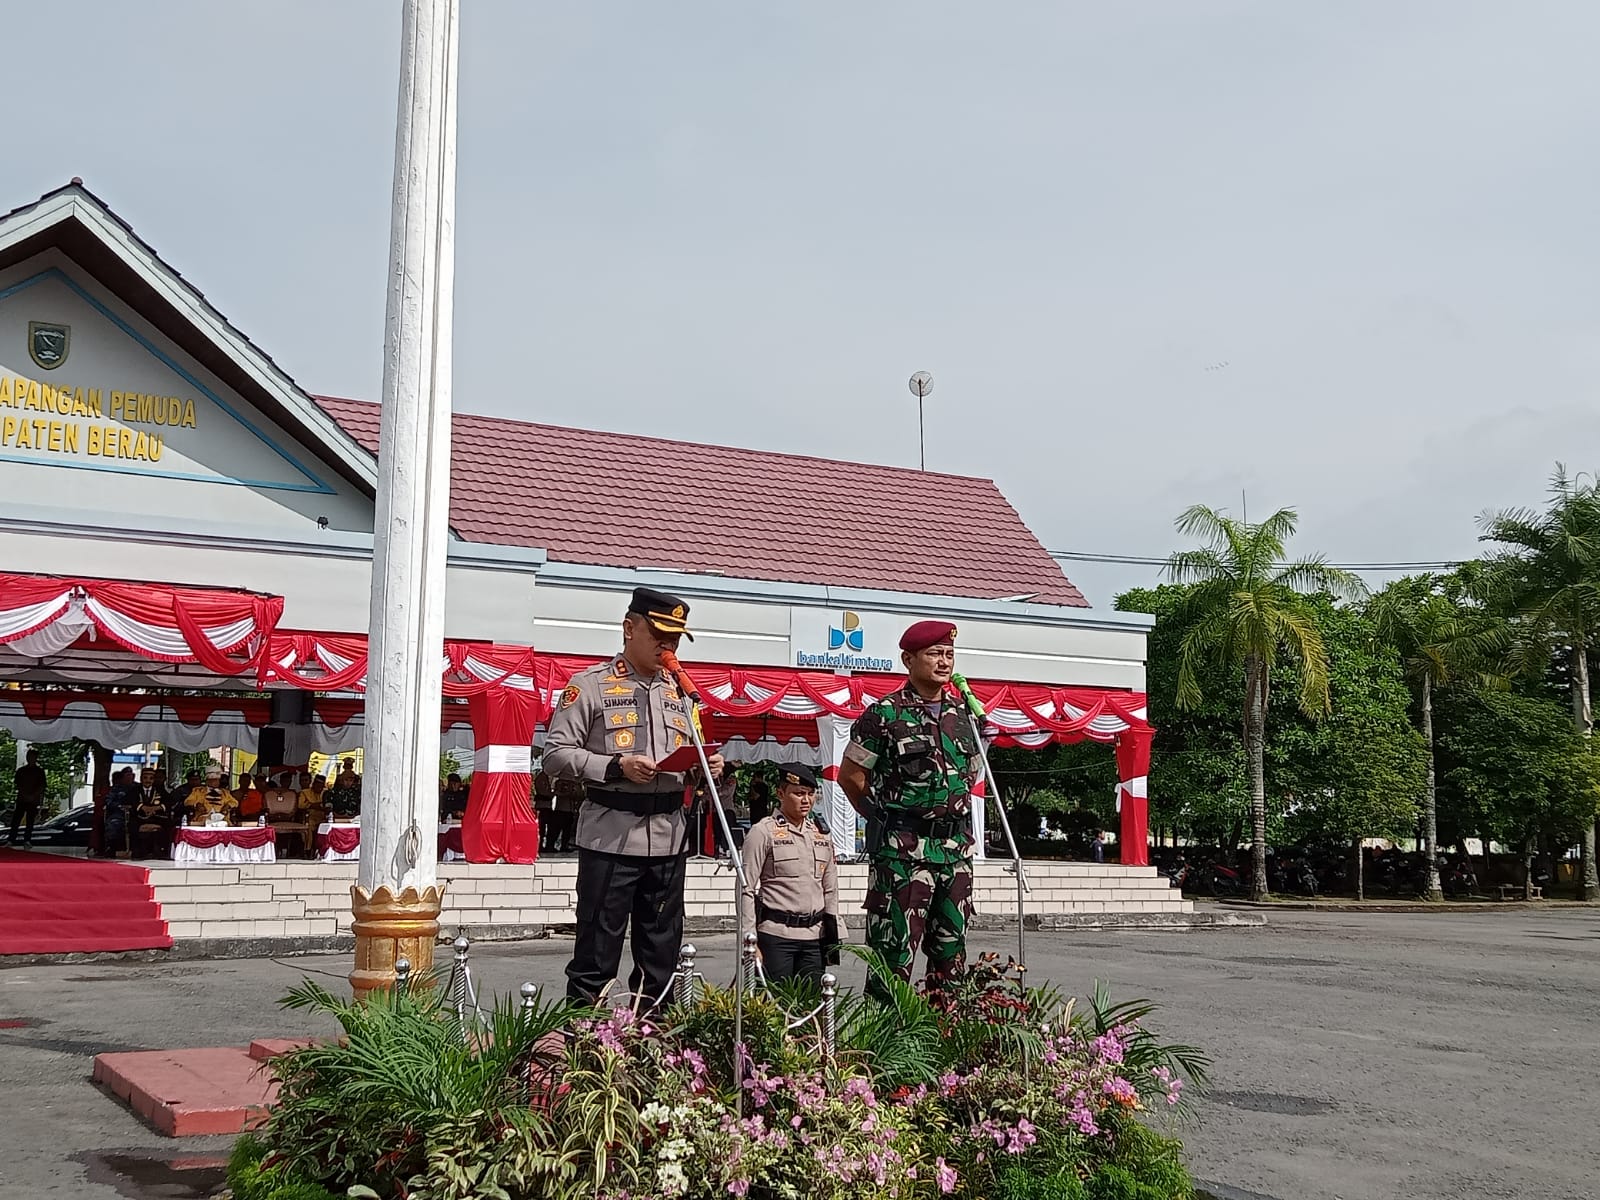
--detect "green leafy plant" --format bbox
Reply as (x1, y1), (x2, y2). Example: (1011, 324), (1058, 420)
(994, 1164), (1090, 1199)
(267, 976), (580, 1197)
(1071, 982), (1211, 1113)
(243, 961), (1205, 1200)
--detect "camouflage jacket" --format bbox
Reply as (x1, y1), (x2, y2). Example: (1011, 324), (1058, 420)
(844, 684), (981, 864)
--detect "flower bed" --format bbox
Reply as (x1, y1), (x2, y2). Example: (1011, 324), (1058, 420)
(227, 952), (1208, 1200)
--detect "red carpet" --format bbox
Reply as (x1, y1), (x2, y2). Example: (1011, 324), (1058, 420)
(0, 848), (172, 954)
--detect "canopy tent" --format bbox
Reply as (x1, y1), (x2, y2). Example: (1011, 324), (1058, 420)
(0, 575), (1154, 864)
(0, 691), (477, 757)
(527, 653), (1151, 742)
(0, 572), (284, 684)
(528, 653), (1153, 863)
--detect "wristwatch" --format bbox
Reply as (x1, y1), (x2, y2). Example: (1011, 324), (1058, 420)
(603, 755), (625, 784)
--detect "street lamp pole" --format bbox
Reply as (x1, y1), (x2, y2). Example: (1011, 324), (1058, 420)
(908, 371), (933, 471)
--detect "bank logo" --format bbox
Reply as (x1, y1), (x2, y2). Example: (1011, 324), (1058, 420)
(27, 321), (70, 371)
(828, 610), (864, 652)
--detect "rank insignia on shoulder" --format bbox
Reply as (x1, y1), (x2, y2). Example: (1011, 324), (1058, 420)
(560, 685), (580, 709)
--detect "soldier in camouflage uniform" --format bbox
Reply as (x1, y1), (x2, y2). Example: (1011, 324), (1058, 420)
(839, 620), (979, 995)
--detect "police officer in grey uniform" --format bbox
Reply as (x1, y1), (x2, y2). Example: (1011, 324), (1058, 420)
(739, 764), (841, 986)
(543, 586), (725, 1008)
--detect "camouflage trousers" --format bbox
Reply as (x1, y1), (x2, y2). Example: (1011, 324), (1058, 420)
(863, 854), (973, 997)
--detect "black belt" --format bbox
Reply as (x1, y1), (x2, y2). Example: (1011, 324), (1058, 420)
(756, 901), (823, 928)
(585, 788), (682, 816)
(883, 812), (968, 841)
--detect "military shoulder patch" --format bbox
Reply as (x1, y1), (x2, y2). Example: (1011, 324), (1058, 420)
(560, 685), (580, 709)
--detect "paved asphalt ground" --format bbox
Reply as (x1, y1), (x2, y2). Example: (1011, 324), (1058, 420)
(0, 909), (1595, 1200)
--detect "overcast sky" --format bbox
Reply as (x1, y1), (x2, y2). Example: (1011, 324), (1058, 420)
(9, 2), (1599, 606)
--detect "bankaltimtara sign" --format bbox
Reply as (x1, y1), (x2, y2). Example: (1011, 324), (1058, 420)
(0, 374), (198, 462)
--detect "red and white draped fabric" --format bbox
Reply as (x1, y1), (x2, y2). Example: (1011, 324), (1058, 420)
(0, 574), (282, 676)
(1114, 729), (1152, 866)
(970, 773), (987, 861)
(462, 688), (540, 864)
(814, 714), (856, 860)
(264, 634), (538, 696)
(532, 654), (1149, 741)
(535, 653), (1157, 864)
(0, 691), (477, 757)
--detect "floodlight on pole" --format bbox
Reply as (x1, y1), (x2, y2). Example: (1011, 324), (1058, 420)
(908, 371), (933, 471)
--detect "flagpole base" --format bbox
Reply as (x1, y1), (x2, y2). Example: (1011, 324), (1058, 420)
(349, 883), (446, 999)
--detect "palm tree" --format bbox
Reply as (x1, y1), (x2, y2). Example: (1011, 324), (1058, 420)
(1369, 577), (1506, 901)
(1479, 465), (1600, 900)
(1167, 505), (1363, 900)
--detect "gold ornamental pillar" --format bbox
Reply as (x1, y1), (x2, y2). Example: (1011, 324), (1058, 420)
(349, 884), (446, 998)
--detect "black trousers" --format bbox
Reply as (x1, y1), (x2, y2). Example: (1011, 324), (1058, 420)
(553, 810), (576, 851)
(757, 931), (825, 987)
(7, 802), (38, 844)
(130, 824), (171, 859)
(567, 849), (687, 1009)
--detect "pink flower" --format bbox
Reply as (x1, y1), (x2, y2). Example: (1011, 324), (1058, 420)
(935, 1157), (958, 1194)
(1093, 1031), (1126, 1064)
(728, 1181), (749, 1197)
(842, 1076), (878, 1107)
(1004, 1118), (1037, 1154)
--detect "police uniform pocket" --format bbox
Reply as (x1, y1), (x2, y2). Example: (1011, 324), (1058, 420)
(606, 728), (638, 753)
(771, 839), (805, 870)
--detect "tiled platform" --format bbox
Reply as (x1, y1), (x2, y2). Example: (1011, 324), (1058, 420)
(92, 1045), (276, 1136)
(145, 859), (1192, 942)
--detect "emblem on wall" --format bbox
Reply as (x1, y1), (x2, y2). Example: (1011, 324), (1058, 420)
(27, 321), (70, 371)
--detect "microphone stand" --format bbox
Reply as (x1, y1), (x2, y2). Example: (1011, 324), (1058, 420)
(951, 673), (1030, 975)
(663, 653), (750, 1117)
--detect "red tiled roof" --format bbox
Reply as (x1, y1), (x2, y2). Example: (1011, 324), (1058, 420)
(314, 397), (1087, 607)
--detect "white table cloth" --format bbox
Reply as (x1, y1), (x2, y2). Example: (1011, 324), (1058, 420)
(173, 826), (277, 866)
(317, 821), (362, 862)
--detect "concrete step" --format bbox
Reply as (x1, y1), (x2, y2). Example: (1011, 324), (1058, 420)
(93, 1046), (276, 1136)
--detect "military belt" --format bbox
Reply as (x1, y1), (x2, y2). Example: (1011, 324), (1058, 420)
(883, 812), (968, 841)
(585, 788), (682, 817)
(756, 901), (823, 928)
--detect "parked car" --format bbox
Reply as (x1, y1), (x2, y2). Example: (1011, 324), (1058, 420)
(24, 804), (95, 848)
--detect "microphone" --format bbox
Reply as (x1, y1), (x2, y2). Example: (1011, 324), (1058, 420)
(949, 671), (987, 724)
(659, 650), (702, 703)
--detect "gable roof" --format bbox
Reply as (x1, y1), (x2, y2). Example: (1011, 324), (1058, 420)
(315, 396), (1087, 607)
(0, 182), (378, 494)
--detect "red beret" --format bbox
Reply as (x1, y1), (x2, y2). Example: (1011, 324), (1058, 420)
(899, 620), (957, 652)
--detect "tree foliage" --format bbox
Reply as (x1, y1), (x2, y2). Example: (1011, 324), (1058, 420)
(0, 733), (92, 818)
(1434, 687), (1600, 854)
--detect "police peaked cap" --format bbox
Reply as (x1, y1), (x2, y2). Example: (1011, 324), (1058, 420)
(899, 620), (957, 652)
(777, 764), (818, 790)
(627, 586), (693, 640)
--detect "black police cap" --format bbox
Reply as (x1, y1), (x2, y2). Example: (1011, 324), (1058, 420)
(627, 586), (693, 640)
(778, 764), (818, 790)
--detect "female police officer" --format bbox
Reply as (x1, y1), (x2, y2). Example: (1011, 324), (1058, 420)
(738, 764), (841, 986)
